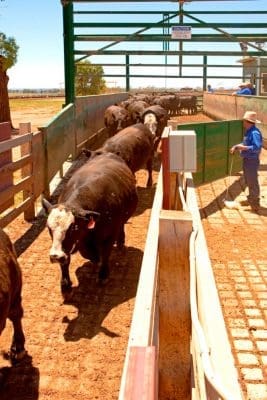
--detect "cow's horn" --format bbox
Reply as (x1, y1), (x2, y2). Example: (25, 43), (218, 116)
(42, 197), (53, 214)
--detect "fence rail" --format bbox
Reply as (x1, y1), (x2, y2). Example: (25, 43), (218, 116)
(0, 123), (35, 228)
(119, 127), (243, 400)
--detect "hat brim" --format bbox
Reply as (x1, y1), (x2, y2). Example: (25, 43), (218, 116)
(244, 118), (261, 124)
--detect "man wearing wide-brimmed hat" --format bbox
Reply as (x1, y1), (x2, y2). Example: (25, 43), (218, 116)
(230, 111), (263, 212)
(232, 82), (252, 95)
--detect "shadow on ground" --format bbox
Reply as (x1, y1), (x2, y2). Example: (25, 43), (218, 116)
(0, 356), (39, 400)
(62, 246), (143, 341)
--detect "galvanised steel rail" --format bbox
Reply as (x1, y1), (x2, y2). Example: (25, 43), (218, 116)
(75, 34), (267, 42)
(74, 22), (267, 28)
(74, 50), (264, 56)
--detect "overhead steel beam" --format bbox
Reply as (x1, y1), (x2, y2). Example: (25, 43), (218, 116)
(78, 63), (248, 68)
(75, 34), (267, 43)
(74, 22), (267, 28)
(74, 50), (265, 57)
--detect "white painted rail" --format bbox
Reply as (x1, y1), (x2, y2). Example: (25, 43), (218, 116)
(119, 148), (243, 399)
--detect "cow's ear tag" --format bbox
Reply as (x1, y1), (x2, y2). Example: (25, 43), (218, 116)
(87, 217), (95, 229)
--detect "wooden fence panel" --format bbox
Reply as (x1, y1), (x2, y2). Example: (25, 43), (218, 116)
(0, 128), (35, 227)
(0, 122), (13, 210)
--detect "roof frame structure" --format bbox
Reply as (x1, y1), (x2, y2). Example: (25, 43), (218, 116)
(61, 0), (267, 103)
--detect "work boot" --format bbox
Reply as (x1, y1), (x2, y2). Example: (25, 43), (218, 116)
(239, 200), (250, 206)
(252, 206), (260, 212)
(250, 202), (260, 213)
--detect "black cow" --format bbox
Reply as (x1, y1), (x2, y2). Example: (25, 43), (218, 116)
(42, 152), (138, 296)
(142, 105), (168, 151)
(0, 228), (27, 363)
(84, 123), (155, 187)
(178, 95), (197, 115)
(104, 104), (130, 137)
(152, 94), (177, 116)
(127, 100), (149, 124)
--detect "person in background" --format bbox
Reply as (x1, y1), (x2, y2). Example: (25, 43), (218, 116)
(230, 111), (263, 212)
(207, 84), (214, 93)
(245, 81), (256, 95)
(232, 82), (252, 95)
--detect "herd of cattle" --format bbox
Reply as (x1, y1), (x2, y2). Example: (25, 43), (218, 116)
(0, 91), (198, 368)
(104, 92), (197, 137)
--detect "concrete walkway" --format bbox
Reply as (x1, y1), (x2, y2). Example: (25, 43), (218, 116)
(197, 149), (267, 400)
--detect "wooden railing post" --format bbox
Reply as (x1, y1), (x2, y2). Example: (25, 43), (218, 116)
(161, 127), (180, 210)
(0, 122), (13, 210)
(158, 209), (192, 400)
(19, 122), (35, 220)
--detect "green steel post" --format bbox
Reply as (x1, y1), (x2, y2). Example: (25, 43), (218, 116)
(163, 13), (170, 88)
(62, 1), (75, 104)
(179, 2), (183, 77)
(126, 54), (130, 91)
(203, 55), (207, 91)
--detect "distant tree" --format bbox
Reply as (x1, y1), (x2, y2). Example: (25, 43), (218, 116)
(0, 32), (19, 126)
(75, 60), (106, 96)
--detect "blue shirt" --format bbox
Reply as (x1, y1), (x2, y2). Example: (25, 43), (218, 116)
(236, 87), (252, 95)
(240, 125), (262, 159)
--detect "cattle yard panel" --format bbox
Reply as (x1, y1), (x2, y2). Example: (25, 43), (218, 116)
(75, 92), (129, 151)
(176, 119), (243, 185)
(0, 128), (35, 228)
(0, 122), (13, 211)
(203, 92), (267, 147)
(41, 92), (128, 198)
(61, 1), (267, 103)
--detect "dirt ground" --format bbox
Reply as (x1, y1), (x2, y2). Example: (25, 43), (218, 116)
(1, 106), (266, 399)
(9, 97), (65, 133)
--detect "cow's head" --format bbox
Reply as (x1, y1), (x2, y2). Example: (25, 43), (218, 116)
(42, 198), (100, 264)
(82, 148), (104, 159)
(143, 112), (158, 136)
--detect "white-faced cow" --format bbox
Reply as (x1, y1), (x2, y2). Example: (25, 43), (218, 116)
(42, 152), (138, 296)
(83, 123), (155, 187)
(142, 105), (168, 152)
(0, 228), (27, 363)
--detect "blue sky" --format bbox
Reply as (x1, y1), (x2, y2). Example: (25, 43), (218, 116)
(0, 0), (266, 90)
(0, 0), (64, 89)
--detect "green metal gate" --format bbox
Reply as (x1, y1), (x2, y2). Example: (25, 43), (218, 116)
(61, 1), (267, 104)
(177, 119), (243, 185)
